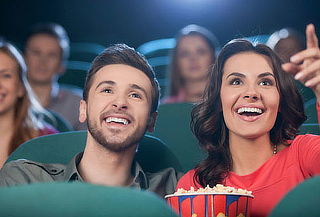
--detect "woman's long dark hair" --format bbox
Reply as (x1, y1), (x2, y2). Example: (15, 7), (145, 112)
(192, 39), (306, 187)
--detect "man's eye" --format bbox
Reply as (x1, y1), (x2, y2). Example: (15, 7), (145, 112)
(102, 88), (112, 93)
(130, 93), (141, 99)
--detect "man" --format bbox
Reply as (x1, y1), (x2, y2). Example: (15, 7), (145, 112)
(0, 44), (181, 197)
(24, 23), (86, 130)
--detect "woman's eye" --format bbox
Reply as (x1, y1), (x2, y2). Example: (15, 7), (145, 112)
(230, 79), (242, 85)
(197, 48), (210, 56)
(178, 51), (190, 58)
(259, 79), (273, 86)
(1, 73), (13, 79)
(130, 93), (141, 99)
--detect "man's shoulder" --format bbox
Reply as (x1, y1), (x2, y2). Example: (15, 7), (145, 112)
(0, 159), (66, 187)
(146, 167), (183, 180)
(145, 167), (184, 196)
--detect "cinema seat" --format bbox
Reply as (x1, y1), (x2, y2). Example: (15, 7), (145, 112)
(149, 103), (206, 172)
(269, 176), (320, 217)
(0, 182), (178, 217)
(6, 131), (183, 173)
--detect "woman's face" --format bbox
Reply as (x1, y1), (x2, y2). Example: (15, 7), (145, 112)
(220, 52), (280, 139)
(0, 51), (25, 115)
(177, 35), (213, 82)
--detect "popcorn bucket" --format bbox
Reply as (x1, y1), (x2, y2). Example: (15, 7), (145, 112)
(165, 192), (253, 217)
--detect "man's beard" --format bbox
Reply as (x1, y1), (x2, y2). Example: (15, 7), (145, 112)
(87, 117), (147, 153)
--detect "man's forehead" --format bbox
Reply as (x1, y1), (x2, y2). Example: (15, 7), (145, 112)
(93, 64), (151, 86)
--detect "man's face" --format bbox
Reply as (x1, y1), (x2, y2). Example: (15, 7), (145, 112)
(79, 64), (156, 152)
(25, 34), (63, 85)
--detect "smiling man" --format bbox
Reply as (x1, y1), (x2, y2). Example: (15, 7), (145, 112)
(0, 44), (181, 197)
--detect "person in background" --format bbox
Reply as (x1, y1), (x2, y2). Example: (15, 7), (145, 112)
(266, 27), (305, 63)
(177, 24), (320, 216)
(0, 44), (181, 197)
(267, 26), (320, 123)
(24, 22), (86, 130)
(0, 40), (57, 168)
(162, 24), (219, 104)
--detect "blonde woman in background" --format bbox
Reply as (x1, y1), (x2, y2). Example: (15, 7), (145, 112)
(0, 40), (57, 168)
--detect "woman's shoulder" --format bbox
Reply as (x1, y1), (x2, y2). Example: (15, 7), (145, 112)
(284, 134), (320, 157)
(176, 169), (200, 190)
(290, 134), (320, 146)
(161, 90), (187, 104)
(38, 124), (59, 136)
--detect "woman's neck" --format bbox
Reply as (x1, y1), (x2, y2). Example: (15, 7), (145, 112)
(229, 133), (275, 176)
(183, 78), (207, 103)
(29, 82), (52, 107)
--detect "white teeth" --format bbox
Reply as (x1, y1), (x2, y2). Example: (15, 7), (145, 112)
(105, 117), (129, 125)
(237, 107), (262, 114)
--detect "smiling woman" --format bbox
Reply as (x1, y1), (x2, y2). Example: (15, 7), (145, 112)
(176, 38), (320, 217)
(221, 52), (280, 141)
(0, 40), (58, 168)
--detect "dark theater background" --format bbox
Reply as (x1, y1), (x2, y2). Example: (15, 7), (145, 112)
(1, 0), (319, 100)
(1, 0), (319, 48)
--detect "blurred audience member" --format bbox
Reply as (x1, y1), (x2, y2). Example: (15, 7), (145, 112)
(0, 40), (57, 168)
(24, 23), (86, 130)
(266, 27), (318, 106)
(162, 24), (219, 104)
(267, 27), (305, 63)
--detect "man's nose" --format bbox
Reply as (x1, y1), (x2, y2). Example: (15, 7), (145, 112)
(112, 96), (128, 110)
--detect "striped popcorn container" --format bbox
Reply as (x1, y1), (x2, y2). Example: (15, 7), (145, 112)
(165, 192), (253, 217)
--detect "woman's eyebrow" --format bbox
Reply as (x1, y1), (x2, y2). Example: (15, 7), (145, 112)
(258, 72), (275, 78)
(226, 72), (245, 79)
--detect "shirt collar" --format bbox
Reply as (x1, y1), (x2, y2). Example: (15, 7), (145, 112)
(64, 153), (84, 182)
(64, 152), (149, 189)
(130, 161), (148, 189)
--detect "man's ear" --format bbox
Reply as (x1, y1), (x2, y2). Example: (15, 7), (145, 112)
(146, 111), (158, 133)
(79, 100), (87, 123)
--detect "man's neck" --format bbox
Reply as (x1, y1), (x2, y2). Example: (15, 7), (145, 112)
(29, 81), (53, 107)
(78, 137), (137, 187)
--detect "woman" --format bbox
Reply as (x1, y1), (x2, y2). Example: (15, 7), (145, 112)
(0, 40), (57, 168)
(162, 24), (219, 103)
(177, 24), (320, 217)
